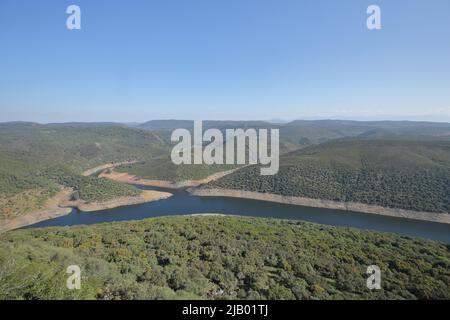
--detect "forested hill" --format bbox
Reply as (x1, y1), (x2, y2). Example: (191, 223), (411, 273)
(0, 123), (171, 221)
(118, 120), (450, 182)
(2, 121), (450, 219)
(138, 119), (450, 147)
(0, 216), (448, 300)
(282, 138), (450, 169)
(0, 122), (170, 172)
(205, 138), (450, 213)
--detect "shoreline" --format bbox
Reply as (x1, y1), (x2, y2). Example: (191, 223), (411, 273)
(0, 161), (174, 232)
(189, 188), (450, 225)
(0, 207), (72, 233)
(3, 163), (449, 232)
(60, 190), (172, 212)
(98, 167), (242, 189)
(0, 190), (172, 233)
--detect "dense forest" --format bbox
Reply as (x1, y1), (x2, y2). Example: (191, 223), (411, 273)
(116, 158), (238, 182)
(0, 123), (169, 220)
(0, 163), (143, 221)
(0, 122), (170, 172)
(42, 167), (141, 203)
(0, 216), (449, 300)
(206, 139), (450, 213)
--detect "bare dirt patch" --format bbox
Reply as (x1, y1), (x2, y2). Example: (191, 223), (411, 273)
(99, 167), (243, 189)
(62, 190), (172, 212)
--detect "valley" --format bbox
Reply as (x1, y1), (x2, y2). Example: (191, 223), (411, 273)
(2, 0), (450, 303)
(1, 120), (450, 229)
(1, 120), (450, 300)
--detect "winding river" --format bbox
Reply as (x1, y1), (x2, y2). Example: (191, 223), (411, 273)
(28, 186), (450, 242)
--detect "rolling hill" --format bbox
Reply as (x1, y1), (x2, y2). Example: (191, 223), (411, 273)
(0, 216), (448, 300)
(0, 123), (171, 220)
(205, 138), (450, 213)
(2, 120), (450, 220)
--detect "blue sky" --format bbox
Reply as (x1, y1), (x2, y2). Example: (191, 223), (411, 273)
(0, 0), (449, 123)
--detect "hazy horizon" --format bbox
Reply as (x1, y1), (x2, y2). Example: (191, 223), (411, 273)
(2, 116), (450, 125)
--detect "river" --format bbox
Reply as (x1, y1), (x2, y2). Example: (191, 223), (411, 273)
(28, 186), (450, 242)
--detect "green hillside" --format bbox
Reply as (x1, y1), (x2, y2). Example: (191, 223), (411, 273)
(116, 158), (237, 182)
(206, 138), (450, 213)
(2, 121), (450, 219)
(122, 120), (450, 182)
(138, 119), (450, 148)
(0, 160), (142, 221)
(0, 122), (170, 172)
(0, 123), (170, 220)
(1, 216), (448, 300)
(42, 167), (141, 203)
(117, 119), (376, 181)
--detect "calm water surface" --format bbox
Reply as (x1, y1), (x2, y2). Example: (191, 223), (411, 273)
(29, 186), (450, 242)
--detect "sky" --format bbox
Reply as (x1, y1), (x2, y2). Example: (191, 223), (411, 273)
(0, 0), (449, 123)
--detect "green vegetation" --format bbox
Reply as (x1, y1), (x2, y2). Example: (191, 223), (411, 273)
(116, 158), (237, 182)
(0, 188), (57, 222)
(2, 121), (450, 218)
(0, 152), (55, 220)
(0, 163), (142, 219)
(0, 150), (55, 197)
(2, 121), (450, 300)
(124, 120), (450, 182)
(0, 216), (449, 300)
(206, 139), (450, 213)
(0, 122), (170, 172)
(42, 167), (141, 203)
(0, 123), (170, 219)
(139, 119), (450, 147)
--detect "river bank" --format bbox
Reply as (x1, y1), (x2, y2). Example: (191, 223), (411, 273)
(0, 188), (73, 233)
(3, 163), (449, 235)
(0, 207), (72, 233)
(99, 167), (450, 224)
(189, 188), (450, 225)
(0, 162), (173, 233)
(98, 167), (242, 189)
(0, 188), (172, 233)
(60, 190), (172, 212)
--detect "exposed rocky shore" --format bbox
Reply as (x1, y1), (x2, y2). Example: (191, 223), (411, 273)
(0, 207), (72, 233)
(61, 190), (172, 212)
(190, 188), (450, 224)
